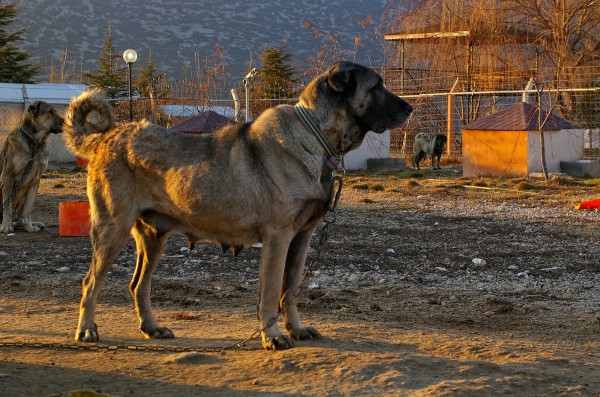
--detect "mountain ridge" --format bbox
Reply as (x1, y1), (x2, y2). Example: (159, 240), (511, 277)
(13, 0), (400, 81)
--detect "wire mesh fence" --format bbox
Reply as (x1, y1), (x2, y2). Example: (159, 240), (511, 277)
(1, 65), (598, 166)
(384, 66), (600, 163)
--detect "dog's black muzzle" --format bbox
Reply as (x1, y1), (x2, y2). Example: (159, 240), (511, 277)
(52, 117), (65, 134)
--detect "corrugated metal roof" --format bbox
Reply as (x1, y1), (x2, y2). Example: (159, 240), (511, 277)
(170, 110), (235, 133)
(0, 83), (86, 105)
(464, 102), (580, 131)
(161, 104), (237, 118)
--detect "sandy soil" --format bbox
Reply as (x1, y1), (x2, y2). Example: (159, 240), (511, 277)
(0, 166), (599, 397)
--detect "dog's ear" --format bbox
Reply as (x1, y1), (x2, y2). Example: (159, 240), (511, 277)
(27, 101), (42, 116)
(327, 62), (357, 95)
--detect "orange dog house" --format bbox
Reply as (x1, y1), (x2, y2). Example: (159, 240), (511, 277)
(462, 102), (583, 177)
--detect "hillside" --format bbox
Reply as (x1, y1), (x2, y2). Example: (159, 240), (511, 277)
(13, 0), (397, 80)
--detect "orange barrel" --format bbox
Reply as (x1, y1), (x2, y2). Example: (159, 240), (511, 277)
(59, 201), (91, 236)
(76, 157), (89, 168)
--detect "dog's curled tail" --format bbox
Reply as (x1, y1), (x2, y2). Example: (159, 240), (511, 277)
(64, 89), (115, 159)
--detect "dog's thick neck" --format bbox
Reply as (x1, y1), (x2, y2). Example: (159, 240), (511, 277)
(20, 119), (50, 143)
(293, 103), (342, 171)
(298, 83), (359, 157)
(17, 124), (44, 155)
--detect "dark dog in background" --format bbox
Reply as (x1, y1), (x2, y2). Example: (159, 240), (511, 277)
(412, 133), (447, 170)
(0, 101), (63, 233)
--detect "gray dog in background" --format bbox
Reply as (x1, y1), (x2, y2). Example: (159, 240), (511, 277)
(412, 133), (447, 170)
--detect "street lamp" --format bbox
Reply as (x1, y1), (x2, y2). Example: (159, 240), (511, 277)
(243, 68), (259, 122)
(123, 49), (137, 121)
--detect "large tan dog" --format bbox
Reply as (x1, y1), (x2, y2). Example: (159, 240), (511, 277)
(1, 101), (63, 233)
(64, 61), (412, 350)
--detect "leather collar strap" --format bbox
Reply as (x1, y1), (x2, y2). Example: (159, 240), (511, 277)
(294, 104), (341, 170)
(18, 126), (42, 156)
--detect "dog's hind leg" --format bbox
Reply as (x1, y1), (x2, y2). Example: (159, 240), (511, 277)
(75, 191), (138, 342)
(280, 225), (322, 342)
(411, 151), (422, 169)
(414, 151), (425, 170)
(130, 219), (173, 339)
(76, 220), (133, 342)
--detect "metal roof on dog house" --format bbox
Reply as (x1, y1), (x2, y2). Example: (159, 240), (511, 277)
(462, 102), (583, 177)
(169, 110), (235, 134)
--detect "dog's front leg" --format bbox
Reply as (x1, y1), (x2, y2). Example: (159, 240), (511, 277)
(281, 225), (322, 342)
(0, 175), (15, 233)
(258, 228), (294, 350)
(16, 180), (44, 232)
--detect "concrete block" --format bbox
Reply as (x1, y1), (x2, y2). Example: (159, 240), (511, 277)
(366, 157), (406, 171)
(560, 160), (600, 178)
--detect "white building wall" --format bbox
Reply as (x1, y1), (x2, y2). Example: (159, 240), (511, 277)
(527, 129), (584, 174)
(343, 130), (391, 170)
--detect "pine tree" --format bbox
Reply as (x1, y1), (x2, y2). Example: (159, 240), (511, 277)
(0, 0), (39, 83)
(84, 23), (128, 99)
(254, 43), (298, 114)
(136, 50), (170, 98)
(258, 43), (298, 98)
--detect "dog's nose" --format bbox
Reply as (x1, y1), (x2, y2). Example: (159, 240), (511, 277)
(405, 102), (413, 114)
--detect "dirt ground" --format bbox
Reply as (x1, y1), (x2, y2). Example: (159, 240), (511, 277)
(0, 165), (599, 397)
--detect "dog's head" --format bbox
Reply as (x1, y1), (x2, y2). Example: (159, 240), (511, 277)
(433, 134), (448, 152)
(301, 61), (413, 154)
(24, 101), (64, 138)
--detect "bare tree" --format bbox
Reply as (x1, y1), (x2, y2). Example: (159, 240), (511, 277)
(383, 0), (598, 102)
(174, 44), (230, 111)
(46, 46), (79, 83)
(302, 15), (381, 78)
(504, 0), (600, 118)
(383, 0), (536, 90)
(532, 81), (557, 180)
(505, 0), (599, 69)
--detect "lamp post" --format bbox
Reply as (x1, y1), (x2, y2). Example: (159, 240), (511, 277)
(243, 68), (259, 122)
(123, 49), (137, 121)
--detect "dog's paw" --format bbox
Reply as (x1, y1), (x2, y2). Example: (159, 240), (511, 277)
(0, 223), (14, 234)
(289, 325), (322, 341)
(31, 221), (46, 230)
(261, 333), (294, 351)
(76, 326), (99, 342)
(141, 326), (175, 339)
(25, 224), (42, 233)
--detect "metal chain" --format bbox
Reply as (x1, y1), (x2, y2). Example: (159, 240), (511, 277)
(0, 340), (250, 354)
(0, 171), (344, 354)
(1, 157), (35, 213)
